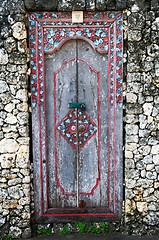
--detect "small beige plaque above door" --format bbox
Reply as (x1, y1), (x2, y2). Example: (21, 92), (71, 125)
(72, 11), (83, 23)
(28, 11), (123, 223)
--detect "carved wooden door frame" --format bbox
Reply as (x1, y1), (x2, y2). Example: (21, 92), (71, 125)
(29, 12), (123, 223)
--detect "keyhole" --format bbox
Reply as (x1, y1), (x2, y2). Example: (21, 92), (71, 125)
(78, 124), (85, 132)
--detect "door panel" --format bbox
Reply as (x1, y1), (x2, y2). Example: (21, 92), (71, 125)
(77, 59), (99, 196)
(77, 40), (109, 208)
(45, 41), (77, 207)
(45, 39), (109, 209)
(29, 11), (123, 222)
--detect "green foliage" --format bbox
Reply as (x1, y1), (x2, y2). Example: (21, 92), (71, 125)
(75, 222), (86, 233)
(60, 225), (70, 235)
(36, 228), (52, 235)
(100, 222), (109, 234)
(33, 222), (111, 237)
(130, 227), (134, 234)
(88, 223), (101, 234)
(6, 235), (13, 240)
(0, 234), (13, 240)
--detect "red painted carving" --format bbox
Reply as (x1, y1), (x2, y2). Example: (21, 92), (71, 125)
(28, 11), (123, 217)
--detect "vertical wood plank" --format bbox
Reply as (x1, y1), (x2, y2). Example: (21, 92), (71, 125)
(45, 40), (77, 208)
(78, 40), (109, 207)
(30, 11), (123, 222)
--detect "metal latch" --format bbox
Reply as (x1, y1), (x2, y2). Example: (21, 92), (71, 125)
(69, 103), (85, 110)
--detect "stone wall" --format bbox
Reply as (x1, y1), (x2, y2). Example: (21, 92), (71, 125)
(24, 0), (158, 11)
(123, 3), (159, 235)
(0, 0), (31, 238)
(0, 0), (158, 238)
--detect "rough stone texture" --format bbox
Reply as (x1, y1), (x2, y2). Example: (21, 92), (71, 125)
(0, 0), (159, 238)
(124, 1), (159, 236)
(24, 0), (155, 11)
(0, 139), (19, 153)
(0, 0), (31, 238)
(12, 22), (27, 40)
(0, 49), (8, 65)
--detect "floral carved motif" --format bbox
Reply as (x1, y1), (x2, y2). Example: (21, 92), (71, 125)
(29, 12), (123, 107)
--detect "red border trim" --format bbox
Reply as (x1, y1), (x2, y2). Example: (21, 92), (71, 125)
(43, 213), (115, 216)
(35, 13), (120, 217)
(38, 18), (115, 23)
(108, 26), (111, 209)
(113, 21), (116, 214)
(53, 58), (101, 196)
(42, 24), (49, 211)
(37, 21), (44, 215)
(44, 24), (111, 27)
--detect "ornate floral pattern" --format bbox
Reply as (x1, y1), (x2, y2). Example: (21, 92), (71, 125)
(29, 12), (123, 107)
(57, 109), (97, 150)
(43, 26), (109, 53)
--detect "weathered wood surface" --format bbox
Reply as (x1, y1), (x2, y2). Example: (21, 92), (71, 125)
(32, 107), (42, 220)
(32, 36), (123, 221)
(77, 40), (109, 208)
(45, 41), (77, 208)
(45, 40), (110, 209)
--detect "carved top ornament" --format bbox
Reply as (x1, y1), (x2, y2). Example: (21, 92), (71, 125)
(29, 12), (123, 107)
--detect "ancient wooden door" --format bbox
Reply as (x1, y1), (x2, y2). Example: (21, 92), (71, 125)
(29, 12), (123, 222)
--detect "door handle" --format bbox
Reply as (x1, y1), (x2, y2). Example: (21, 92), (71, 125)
(69, 103), (85, 110)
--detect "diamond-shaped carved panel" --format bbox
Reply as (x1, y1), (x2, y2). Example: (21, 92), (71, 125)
(57, 109), (97, 150)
